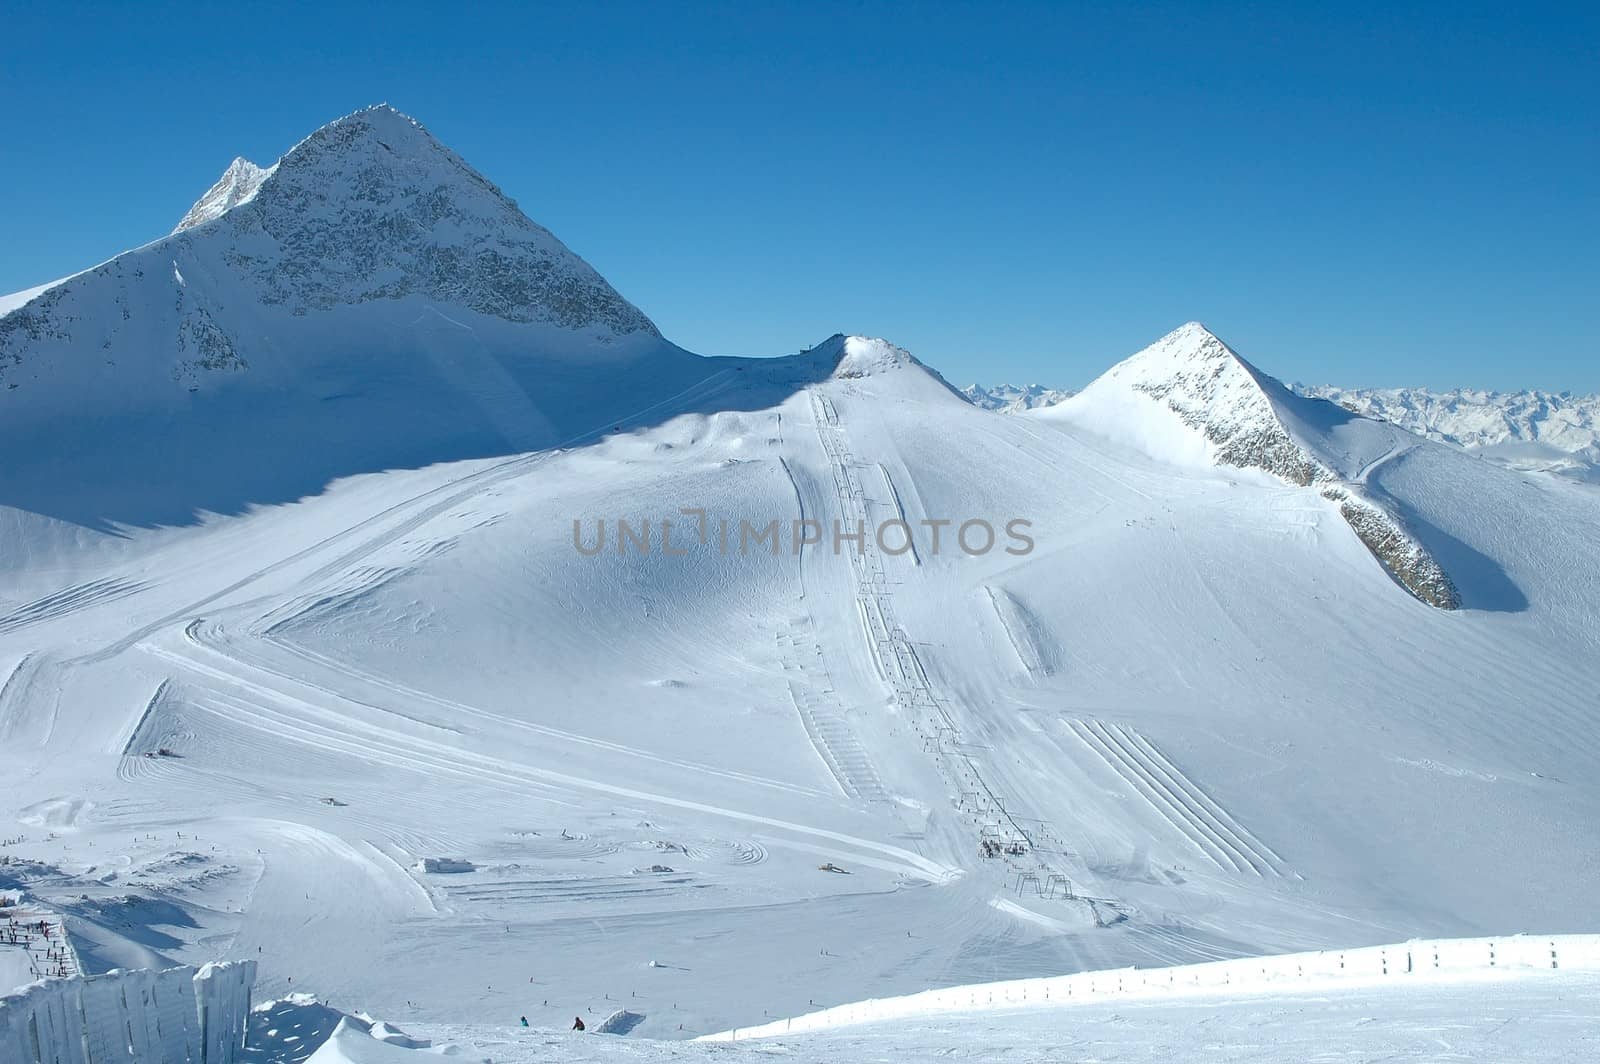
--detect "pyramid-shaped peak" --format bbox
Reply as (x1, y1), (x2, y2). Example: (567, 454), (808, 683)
(1134, 321), (1246, 367)
(173, 105), (513, 239)
(160, 106), (658, 336)
(1097, 320), (1280, 402)
(268, 104), (507, 205)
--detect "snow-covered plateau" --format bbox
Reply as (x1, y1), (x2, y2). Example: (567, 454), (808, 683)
(2, 105), (1597, 1062)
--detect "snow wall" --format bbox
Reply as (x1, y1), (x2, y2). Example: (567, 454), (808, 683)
(0, 959), (256, 1064)
(699, 934), (1600, 1041)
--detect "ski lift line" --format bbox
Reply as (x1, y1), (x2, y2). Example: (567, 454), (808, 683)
(808, 388), (1076, 888)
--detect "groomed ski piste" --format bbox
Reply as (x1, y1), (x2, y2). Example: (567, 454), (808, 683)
(2, 106), (1599, 1059)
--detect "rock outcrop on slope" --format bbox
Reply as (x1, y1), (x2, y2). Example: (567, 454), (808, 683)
(173, 157), (274, 233)
(1048, 323), (1460, 609)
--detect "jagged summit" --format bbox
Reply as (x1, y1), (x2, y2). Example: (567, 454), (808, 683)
(174, 157), (273, 233)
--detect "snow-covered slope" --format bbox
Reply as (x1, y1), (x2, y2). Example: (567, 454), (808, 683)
(1041, 323), (1461, 608)
(962, 382), (1074, 412)
(1297, 384), (1600, 483)
(1, 109), (1598, 1052)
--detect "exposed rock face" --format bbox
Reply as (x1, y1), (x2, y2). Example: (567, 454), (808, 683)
(173, 157), (273, 233)
(1323, 487), (1460, 610)
(0, 105), (661, 406)
(197, 106), (658, 335)
(1121, 323), (1326, 486)
(1066, 323), (1461, 610)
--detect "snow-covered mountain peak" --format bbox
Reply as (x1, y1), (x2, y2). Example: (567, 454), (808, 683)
(176, 104), (659, 335)
(173, 156), (273, 233)
(962, 382), (1074, 412)
(828, 335), (918, 377)
(1103, 322), (1272, 405)
(1076, 321), (1328, 483)
(0, 102), (681, 501)
(0, 105), (662, 418)
(814, 334), (969, 406)
(1050, 323), (1461, 609)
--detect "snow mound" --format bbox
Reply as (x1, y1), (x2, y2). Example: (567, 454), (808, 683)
(1047, 323), (1460, 609)
(827, 335), (920, 379)
(592, 1008), (647, 1035)
(812, 334), (968, 406)
(305, 1017), (454, 1062)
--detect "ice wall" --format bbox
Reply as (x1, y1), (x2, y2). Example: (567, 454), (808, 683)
(0, 959), (256, 1064)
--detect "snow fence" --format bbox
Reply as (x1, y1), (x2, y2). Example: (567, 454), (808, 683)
(699, 933), (1600, 1042)
(0, 959), (256, 1064)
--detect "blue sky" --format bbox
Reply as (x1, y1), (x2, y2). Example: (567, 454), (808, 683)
(2, 1), (1595, 391)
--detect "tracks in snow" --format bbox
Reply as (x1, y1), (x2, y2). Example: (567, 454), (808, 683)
(779, 622), (887, 802)
(0, 578), (147, 636)
(138, 625), (952, 883)
(1065, 719), (1283, 878)
(807, 389), (1081, 894)
(777, 434), (887, 804)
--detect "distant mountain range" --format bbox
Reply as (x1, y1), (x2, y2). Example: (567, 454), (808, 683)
(967, 377), (1599, 483)
(961, 382), (1075, 412)
(1294, 385), (1600, 483)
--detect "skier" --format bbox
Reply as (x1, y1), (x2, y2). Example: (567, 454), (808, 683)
(519, 1016), (529, 1027)
(572, 1016), (586, 1031)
